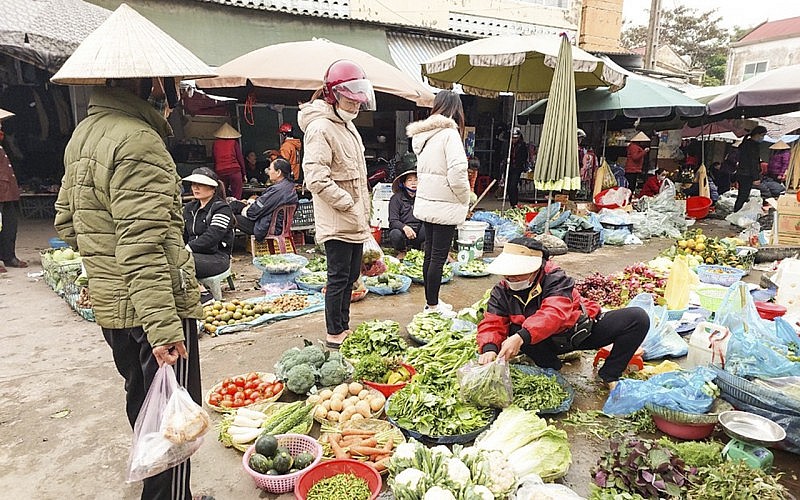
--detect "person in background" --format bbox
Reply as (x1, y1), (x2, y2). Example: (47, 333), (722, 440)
(277, 122), (302, 183)
(624, 131), (650, 191)
(299, 59), (374, 348)
(387, 169), (425, 260)
(244, 150), (266, 184)
(231, 158), (298, 241)
(734, 125), (767, 212)
(767, 140), (791, 182)
(0, 109), (27, 272)
(639, 168), (668, 198)
(182, 167), (234, 303)
(718, 140), (740, 195)
(476, 238), (649, 389)
(407, 90), (470, 314)
(506, 127), (528, 208)
(212, 122), (246, 199)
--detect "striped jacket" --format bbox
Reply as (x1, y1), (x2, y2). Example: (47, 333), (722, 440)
(183, 198), (235, 256)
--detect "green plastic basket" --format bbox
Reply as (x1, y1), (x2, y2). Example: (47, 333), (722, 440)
(696, 285), (728, 312)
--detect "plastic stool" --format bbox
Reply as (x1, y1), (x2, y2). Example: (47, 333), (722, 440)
(198, 266), (235, 301)
(593, 347), (644, 371)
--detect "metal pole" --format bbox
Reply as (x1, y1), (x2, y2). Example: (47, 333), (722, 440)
(501, 93), (518, 212)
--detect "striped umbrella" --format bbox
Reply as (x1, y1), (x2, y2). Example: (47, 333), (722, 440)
(534, 34), (579, 192)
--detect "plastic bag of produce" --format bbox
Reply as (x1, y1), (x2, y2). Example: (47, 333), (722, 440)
(603, 366), (718, 415)
(361, 234), (387, 277)
(457, 359), (513, 408)
(127, 365), (207, 482)
(627, 293), (688, 360)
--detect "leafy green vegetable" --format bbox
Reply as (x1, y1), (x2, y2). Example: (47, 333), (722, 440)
(403, 250), (452, 281)
(297, 271), (327, 285)
(507, 427), (571, 481)
(404, 330), (477, 377)
(407, 311), (453, 343)
(561, 409), (656, 440)
(473, 405), (548, 455)
(305, 256), (327, 272)
(354, 353), (396, 383)
(457, 360), (513, 408)
(510, 366), (569, 412)
(657, 438), (723, 468)
(340, 319), (406, 360)
(686, 460), (786, 500)
(363, 273), (406, 291)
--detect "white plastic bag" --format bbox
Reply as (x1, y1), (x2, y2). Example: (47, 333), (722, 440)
(127, 365), (209, 482)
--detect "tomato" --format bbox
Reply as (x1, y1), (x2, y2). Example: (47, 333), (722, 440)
(246, 372), (260, 381)
(263, 387), (274, 399)
(243, 399), (253, 406)
(222, 378), (232, 386)
(244, 388), (254, 398)
(226, 385), (238, 396)
(271, 382), (283, 393)
(234, 377), (246, 387)
(234, 391), (244, 400)
(245, 380), (258, 390)
(209, 394), (221, 405)
(250, 391), (261, 401)
(230, 400), (242, 408)
(219, 400), (231, 408)
(257, 382), (269, 392)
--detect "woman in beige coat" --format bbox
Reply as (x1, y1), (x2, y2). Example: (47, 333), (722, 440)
(407, 90), (470, 313)
(298, 60), (376, 347)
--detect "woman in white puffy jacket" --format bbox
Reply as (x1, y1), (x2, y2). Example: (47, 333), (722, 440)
(406, 90), (470, 312)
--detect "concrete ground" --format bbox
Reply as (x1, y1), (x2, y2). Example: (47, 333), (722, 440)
(1, 215), (797, 499)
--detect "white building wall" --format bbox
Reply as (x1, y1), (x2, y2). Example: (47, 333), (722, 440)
(727, 36), (800, 84)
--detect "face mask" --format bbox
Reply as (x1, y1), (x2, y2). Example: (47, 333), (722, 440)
(338, 109), (359, 122)
(506, 279), (533, 291)
(404, 186), (417, 193)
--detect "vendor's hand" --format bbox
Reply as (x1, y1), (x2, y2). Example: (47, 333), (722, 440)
(478, 351), (497, 365)
(241, 205), (250, 217)
(498, 334), (525, 361)
(152, 341), (187, 367)
(403, 225), (417, 239)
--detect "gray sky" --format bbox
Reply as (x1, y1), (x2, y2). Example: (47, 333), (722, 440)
(622, 0), (800, 30)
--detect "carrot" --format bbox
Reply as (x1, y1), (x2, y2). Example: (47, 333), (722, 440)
(371, 453), (390, 462)
(329, 434), (349, 460)
(341, 429), (376, 437)
(373, 457), (390, 472)
(349, 445), (389, 456)
(380, 437), (394, 453)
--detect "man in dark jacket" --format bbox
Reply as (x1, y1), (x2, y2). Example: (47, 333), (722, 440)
(506, 128), (528, 207)
(232, 158), (298, 241)
(734, 126), (766, 212)
(387, 170), (425, 259)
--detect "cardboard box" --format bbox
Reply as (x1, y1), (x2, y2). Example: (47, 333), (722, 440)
(777, 214), (800, 235)
(778, 232), (800, 245)
(778, 194), (800, 215)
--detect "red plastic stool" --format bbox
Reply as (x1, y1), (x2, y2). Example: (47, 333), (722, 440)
(593, 347), (644, 371)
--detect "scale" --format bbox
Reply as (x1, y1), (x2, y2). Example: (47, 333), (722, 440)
(718, 410), (786, 470)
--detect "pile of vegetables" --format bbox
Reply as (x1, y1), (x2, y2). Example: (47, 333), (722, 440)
(404, 330), (477, 377)
(591, 437), (696, 498)
(686, 460), (787, 500)
(561, 409), (657, 440)
(457, 288), (492, 325)
(456, 259), (488, 276)
(207, 372), (284, 410)
(340, 320), (407, 360)
(406, 311), (454, 343)
(308, 382), (386, 425)
(318, 422), (402, 472)
(246, 433), (316, 476)
(201, 300), (269, 334)
(510, 366), (570, 412)
(265, 293), (310, 314)
(389, 440), (517, 499)
(275, 342), (351, 394)
(296, 271), (327, 286)
(305, 256), (327, 272)
(656, 438), (723, 468)
(457, 360), (513, 408)
(307, 473), (372, 500)
(575, 264), (667, 308)
(363, 273), (407, 292)
(661, 229), (750, 269)
(354, 354), (413, 385)
(219, 401), (314, 449)
(255, 253), (307, 273)
(403, 249), (453, 282)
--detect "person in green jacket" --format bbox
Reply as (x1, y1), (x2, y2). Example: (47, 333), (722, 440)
(51, 5), (216, 500)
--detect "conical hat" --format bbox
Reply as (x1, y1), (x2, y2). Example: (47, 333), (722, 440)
(0, 108), (14, 121)
(630, 131), (650, 142)
(51, 4), (216, 85)
(769, 140), (790, 150)
(214, 123), (241, 139)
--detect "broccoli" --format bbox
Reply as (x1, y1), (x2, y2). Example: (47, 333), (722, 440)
(327, 351), (344, 363)
(300, 345), (326, 369)
(285, 364), (316, 394)
(319, 359), (348, 387)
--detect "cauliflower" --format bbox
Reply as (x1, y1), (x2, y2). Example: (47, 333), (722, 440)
(465, 485), (495, 500)
(394, 467), (426, 491)
(301, 345), (326, 368)
(423, 486), (457, 500)
(481, 451), (516, 497)
(445, 456), (472, 489)
(285, 363), (316, 394)
(430, 445), (453, 457)
(319, 359), (348, 387)
(394, 442), (420, 462)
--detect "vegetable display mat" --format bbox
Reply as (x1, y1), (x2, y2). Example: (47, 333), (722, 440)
(214, 291), (325, 335)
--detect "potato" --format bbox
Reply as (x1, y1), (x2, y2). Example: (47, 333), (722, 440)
(357, 389), (370, 400)
(333, 384), (349, 396)
(342, 398), (355, 409)
(326, 410), (340, 422)
(355, 400), (371, 418)
(341, 406), (357, 420)
(369, 395), (386, 412)
(307, 394), (321, 405)
(350, 413), (365, 421)
(347, 396), (360, 406)
(348, 382), (364, 395)
(322, 400), (332, 411)
(318, 389), (334, 401)
(329, 398), (344, 412)
(314, 405), (328, 420)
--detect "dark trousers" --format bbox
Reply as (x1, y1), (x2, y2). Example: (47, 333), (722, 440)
(387, 226), (426, 252)
(324, 240), (362, 334)
(625, 172), (640, 191)
(422, 222), (456, 307)
(102, 319), (201, 500)
(192, 252), (230, 279)
(716, 171), (732, 195)
(0, 200), (20, 263)
(521, 307), (649, 383)
(217, 170), (243, 200)
(734, 176), (754, 212)
(506, 168), (523, 206)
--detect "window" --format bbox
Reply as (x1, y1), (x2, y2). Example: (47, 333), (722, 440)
(743, 61), (768, 80)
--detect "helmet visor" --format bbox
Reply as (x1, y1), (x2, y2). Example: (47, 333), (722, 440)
(332, 79), (376, 111)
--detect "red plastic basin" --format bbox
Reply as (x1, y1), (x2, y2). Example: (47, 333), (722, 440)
(686, 196), (712, 219)
(362, 363), (416, 398)
(652, 415), (716, 440)
(295, 459), (381, 500)
(755, 301), (787, 321)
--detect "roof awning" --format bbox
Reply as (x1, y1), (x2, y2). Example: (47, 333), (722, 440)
(387, 32), (466, 93)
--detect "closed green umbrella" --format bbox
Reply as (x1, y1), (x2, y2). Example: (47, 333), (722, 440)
(534, 34), (579, 193)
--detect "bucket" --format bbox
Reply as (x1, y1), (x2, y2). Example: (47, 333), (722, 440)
(458, 221), (488, 248)
(685, 322), (731, 370)
(370, 226), (382, 245)
(457, 239), (483, 260)
(49, 237), (69, 249)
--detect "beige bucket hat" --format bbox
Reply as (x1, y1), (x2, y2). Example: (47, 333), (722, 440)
(769, 140), (791, 150)
(214, 123), (241, 139)
(630, 131), (650, 142)
(486, 242), (544, 276)
(0, 108), (14, 121)
(51, 4), (216, 85)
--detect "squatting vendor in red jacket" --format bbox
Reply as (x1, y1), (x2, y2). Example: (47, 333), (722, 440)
(476, 238), (649, 388)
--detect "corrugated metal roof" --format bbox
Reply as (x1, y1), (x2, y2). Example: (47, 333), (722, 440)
(386, 32), (464, 91)
(193, 0), (349, 19)
(738, 16), (800, 45)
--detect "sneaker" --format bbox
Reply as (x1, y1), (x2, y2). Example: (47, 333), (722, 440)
(200, 291), (215, 306)
(424, 301), (456, 317)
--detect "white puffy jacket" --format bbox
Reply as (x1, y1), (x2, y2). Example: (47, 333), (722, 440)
(406, 114), (470, 226)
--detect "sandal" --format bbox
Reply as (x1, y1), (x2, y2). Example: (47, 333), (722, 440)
(0, 265), (6, 273)
(4, 258), (27, 268)
(325, 330), (351, 348)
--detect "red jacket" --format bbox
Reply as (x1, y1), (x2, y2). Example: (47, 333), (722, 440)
(0, 147), (21, 202)
(625, 143), (647, 174)
(213, 138), (245, 175)
(477, 261), (601, 353)
(639, 174), (663, 197)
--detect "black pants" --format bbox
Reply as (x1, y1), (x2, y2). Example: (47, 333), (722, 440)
(0, 200), (20, 263)
(192, 252), (230, 279)
(506, 168), (523, 206)
(716, 171), (732, 195)
(734, 176), (754, 212)
(387, 226), (426, 252)
(102, 319), (201, 500)
(521, 308), (649, 383)
(324, 239), (362, 334)
(625, 173), (640, 191)
(422, 222), (455, 307)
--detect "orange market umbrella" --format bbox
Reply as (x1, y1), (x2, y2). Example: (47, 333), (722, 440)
(195, 39), (434, 109)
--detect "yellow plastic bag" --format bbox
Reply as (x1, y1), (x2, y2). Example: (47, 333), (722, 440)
(593, 158), (617, 197)
(664, 255), (692, 310)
